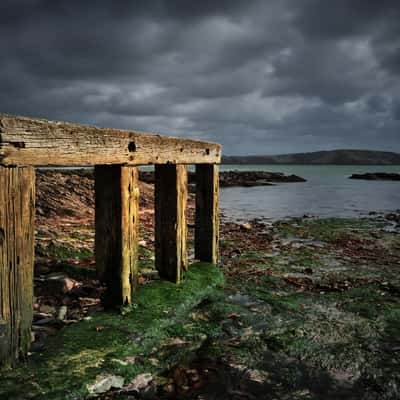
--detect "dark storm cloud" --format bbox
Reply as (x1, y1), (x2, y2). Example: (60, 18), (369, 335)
(292, 0), (399, 40)
(0, 0), (399, 154)
(393, 100), (400, 121)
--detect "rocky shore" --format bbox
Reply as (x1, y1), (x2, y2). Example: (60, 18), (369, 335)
(349, 172), (400, 180)
(140, 169), (306, 187)
(1, 170), (399, 400)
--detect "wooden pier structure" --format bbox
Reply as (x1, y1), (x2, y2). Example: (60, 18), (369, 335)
(0, 114), (220, 367)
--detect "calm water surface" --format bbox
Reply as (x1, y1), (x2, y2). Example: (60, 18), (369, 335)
(220, 165), (400, 221)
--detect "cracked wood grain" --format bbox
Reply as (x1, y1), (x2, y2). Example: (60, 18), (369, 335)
(0, 114), (221, 166)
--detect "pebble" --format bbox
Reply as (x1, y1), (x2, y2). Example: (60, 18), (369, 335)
(240, 223), (252, 230)
(46, 273), (75, 295)
(57, 306), (68, 320)
(39, 304), (57, 314)
(123, 373), (153, 393)
(87, 374), (124, 394)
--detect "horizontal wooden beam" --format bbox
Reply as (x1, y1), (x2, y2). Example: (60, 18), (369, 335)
(0, 114), (221, 166)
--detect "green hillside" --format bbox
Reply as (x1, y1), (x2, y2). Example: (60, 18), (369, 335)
(222, 149), (400, 165)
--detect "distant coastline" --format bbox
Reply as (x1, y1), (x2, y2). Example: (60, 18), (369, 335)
(222, 149), (400, 165)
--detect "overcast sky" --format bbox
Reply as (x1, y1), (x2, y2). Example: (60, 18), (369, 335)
(1, 1), (399, 155)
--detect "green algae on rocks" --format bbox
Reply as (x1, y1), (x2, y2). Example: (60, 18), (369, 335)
(0, 263), (224, 399)
(2, 216), (400, 399)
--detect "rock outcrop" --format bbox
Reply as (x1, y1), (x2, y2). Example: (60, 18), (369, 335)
(349, 172), (400, 181)
(139, 170), (306, 187)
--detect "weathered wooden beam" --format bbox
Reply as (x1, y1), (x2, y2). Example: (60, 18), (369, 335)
(0, 166), (35, 368)
(0, 114), (221, 166)
(95, 165), (139, 307)
(155, 165), (188, 282)
(195, 164), (219, 264)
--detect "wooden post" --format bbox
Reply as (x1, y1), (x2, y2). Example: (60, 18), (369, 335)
(0, 166), (35, 368)
(195, 164), (219, 264)
(155, 164), (188, 283)
(95, 165), (139, 307)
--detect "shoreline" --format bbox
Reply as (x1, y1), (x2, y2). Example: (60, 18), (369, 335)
(2, 205), (400, 398)
(1, 167), (400, 398)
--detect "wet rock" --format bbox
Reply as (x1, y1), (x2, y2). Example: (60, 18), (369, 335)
(228, 293), (257, 307)
(57, 306), (68, 320)
(229, 248), (242, 257)
(46, 273), (75, 295)
(385, 213), (400, 223)
(34, 318), (64, 328)
(173, 367), (188, 388)
(264, 251), (280, 258)
(140, 169), (306, 187)
(123, 373), (153, 393)
(257, 230), (274, 240)
(69, 284), (98, 298)
(245, 369), (270, 384)
(87, 374), (124, 395)
(30, 342), (46, 353)
(240, 223), (252, 230)
(39, 304), (57, 314)
(186, 369), (200, 384)
(140, 268), (159, 280)
(34, 318), (55, 326)
(349, 172), (400, 181)
(34, 312), (53, 321)
(220, 171), (306, 186)
(165, 384), (176, 394)
(35, 264), (51, 275)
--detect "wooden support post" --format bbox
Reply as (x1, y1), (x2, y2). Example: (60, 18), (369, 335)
(0, 166), (35, 368)
(95, 165), (139, 307)
(155, 164), (188, 283)
(195, 164), (219, 264)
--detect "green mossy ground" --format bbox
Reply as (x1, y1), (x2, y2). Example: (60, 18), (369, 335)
(1, 217), (400, 399)
(36, 241), (93, 261)
(1, 264), (224, 399)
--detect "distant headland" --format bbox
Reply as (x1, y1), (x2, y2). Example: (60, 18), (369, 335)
(222, 149), (400, 165)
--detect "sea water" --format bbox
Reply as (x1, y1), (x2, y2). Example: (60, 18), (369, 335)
(220, 165), (400, 221)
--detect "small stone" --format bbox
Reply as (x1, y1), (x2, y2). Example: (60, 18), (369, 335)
(163, 383), (175, 394)
(34, 318), (55, 326)
(34, 318), (63, 328)
(30, 342), (45, 353)
(57, 306), (68, 320)
(140, 268), (159, 279)
(186, 369), (200, 383)
(87, 374), (124, 394)
(35, 264), (51, 275)
(124, 373), (153, 393)
(246, 369), (270, 383)
(173, 367), (188, 387)
(165, 337), (189, 346)
(240, 223), (252, 230)
(39, 304), (57, 314)
(111, 358), (128, 366)
(46, 273), (75, 295)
